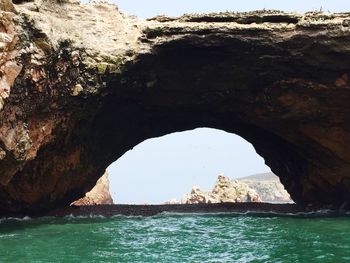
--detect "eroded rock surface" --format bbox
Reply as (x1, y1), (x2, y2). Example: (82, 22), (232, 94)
(72, 171), (113, 206)
(1, 0), (350, 213)
(177, 175), (262, 204)
(237, 173), (293, 203)
(172, 173), (292, 204)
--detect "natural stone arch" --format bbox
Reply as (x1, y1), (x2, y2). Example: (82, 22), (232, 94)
(0, 0), (350, 213)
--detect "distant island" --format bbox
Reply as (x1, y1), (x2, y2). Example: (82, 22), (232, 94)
(71, 172), (292, 207)
(166, 173), (293, 204)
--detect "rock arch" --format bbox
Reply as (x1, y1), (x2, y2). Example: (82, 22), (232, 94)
(0, 0), (350, 213)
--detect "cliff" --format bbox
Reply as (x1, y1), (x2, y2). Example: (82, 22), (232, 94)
(237, 173), (293, 203)
(72, 171), (113, 206)
(1, 0), (350, 213)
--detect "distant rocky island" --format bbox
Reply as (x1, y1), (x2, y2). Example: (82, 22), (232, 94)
(166, 173), (293, 204)
(238, 173), (293, 203)
(71, 172), (292, 206)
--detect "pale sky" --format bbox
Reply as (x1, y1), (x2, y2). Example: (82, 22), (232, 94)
(80, 0), (350, 204)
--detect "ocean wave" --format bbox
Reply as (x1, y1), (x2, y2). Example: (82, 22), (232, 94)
(0, 216), (32, 223)
(152, 209), (350, 218)
(64, 214), (106, 219)
(0, 209), (349, 222)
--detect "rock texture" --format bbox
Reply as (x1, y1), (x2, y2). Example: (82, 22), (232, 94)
(71, 171), (113, 206)
(1, 0), (350, 213)
(178, 175), (262, 204)
(237, 173), (293, 203)
(171, 174), (292, 204)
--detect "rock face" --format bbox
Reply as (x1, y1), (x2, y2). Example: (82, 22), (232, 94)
(237, 173), (293, 203)
(1, 0), (350, 213)
(171, 174), (292, 204)
(212, 175), (262, 203)
(180, 175), (262, 204)
(71, 171), (113, 206)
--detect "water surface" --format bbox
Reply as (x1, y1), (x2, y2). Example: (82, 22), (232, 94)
(0, 213), (349, 262)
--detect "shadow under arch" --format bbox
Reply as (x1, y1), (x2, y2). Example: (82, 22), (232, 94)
(80, 34), (339, 210)
(86, 93), (307, 208)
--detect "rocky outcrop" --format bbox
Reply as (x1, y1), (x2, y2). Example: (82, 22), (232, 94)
(1, 0), (350, 213)
(72, 171), (113, 206)
(212, 175), (262, 203)
(179, 175), (262, 204)
(237, 173), (293, 203)
(170, 174), (292, 204)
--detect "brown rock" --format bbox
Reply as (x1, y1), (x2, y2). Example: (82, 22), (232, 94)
(0, 0), (15, 12)
(0, 2), (349, 213)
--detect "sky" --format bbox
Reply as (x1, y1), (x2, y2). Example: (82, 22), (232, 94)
(81, 0), (350, 204)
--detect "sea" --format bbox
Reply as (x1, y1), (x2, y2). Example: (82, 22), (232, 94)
(0, 212), (349, 262)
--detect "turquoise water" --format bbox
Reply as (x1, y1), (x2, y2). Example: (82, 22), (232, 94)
(0, 213), (349, 262)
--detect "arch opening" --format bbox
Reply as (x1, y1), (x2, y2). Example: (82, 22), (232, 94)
(106, 128), (293, 204)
